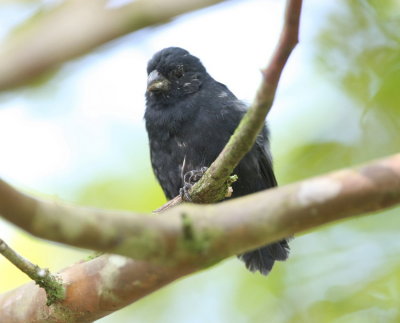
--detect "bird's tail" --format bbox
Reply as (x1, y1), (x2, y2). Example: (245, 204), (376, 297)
(238, 239), (290, 275)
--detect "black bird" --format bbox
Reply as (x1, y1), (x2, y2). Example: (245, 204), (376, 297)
(144, 47), (289, 275)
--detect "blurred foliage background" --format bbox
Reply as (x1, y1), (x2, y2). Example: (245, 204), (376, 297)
(0, 0), (399, 322)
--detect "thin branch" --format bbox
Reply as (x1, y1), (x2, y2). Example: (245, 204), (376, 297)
(154, 175), (236, 213)
(0, 238), (65, 305)
(154, 195), (182, 213)
(160, 0), (303, 206)
(0, 0), (229, 92)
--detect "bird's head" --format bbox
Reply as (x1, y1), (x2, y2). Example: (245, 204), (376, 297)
(145, 47), (208, 105)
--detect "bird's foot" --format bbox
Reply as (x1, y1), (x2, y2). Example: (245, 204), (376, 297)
(179, 167), (208, 202)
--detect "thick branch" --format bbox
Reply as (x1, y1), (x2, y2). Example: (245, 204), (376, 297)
(0, 254), (195, 322)
(1, 154), (400, 266)
(0, 0), (229, 92)
(0, 238), (65, 305)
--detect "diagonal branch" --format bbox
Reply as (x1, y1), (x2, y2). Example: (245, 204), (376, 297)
(0, 238), (65, 305)
(159, 0), (303, 207)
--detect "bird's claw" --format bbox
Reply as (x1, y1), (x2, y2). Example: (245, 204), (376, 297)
(179, 167), (208, 202)
(179, 184), (193, 202)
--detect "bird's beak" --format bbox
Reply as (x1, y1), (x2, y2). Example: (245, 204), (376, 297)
(147, 70), (170, 92)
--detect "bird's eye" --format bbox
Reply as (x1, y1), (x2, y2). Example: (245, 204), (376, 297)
(175, 70), (183, 78)
(171, 66), (184, 79)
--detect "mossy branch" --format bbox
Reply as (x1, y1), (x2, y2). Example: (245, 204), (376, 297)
(0, 238), (65, 305)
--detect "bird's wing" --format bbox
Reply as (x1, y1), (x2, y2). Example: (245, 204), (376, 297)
(256, 130), (278, 188)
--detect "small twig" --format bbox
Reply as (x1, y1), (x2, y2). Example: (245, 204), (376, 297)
(154, 174), (238, 213)
(154, 195), (183, 213)
(0, 238), (65, 305)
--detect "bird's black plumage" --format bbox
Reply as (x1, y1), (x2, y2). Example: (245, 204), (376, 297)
(144, 47), (289, 275)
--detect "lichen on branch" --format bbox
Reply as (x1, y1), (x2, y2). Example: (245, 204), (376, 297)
(0, 238), (65, 305)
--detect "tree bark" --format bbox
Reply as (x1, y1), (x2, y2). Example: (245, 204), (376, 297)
(1, 153), (400, 321)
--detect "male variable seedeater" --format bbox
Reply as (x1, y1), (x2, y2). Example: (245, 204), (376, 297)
(144, 47), (289, 275)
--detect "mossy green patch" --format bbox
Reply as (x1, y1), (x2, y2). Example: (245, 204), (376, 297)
(114, 228), (164, 261)
(34, 271), (65, 306)
(181, 213), (194, 241)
